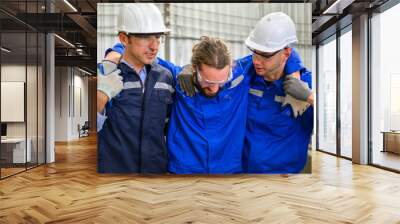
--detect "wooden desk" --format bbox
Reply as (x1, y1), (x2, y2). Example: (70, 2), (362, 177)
(381, 131), (400, 154)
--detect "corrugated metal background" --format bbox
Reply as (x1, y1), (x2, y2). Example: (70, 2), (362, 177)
(97, 3), (311, 69)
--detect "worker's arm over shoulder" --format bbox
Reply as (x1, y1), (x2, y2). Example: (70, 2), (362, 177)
(298, 69), (313, 132)
(104, 43), (182, 81)
(285, 47), (304, 75)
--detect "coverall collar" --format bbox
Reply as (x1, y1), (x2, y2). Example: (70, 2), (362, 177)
(256, 71), (287, 89)
(120, 58), (150, 75)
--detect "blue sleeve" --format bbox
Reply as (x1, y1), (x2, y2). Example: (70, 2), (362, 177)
(105, 43), (125, 57)
(156, 57), (183, 81)
(97, 111), (107, 132)
(298, 69), (313, 133)
(284, 48), (304, 75)
(234, 54), (254, 81)
(300, 68), (312, 89)
(299, 106), (314, 136)
(235, 54), (253, 67)
(104, 43), (182, 81)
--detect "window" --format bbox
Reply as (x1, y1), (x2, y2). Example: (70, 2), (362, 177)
(317, 37), (337, 155)
(339, 29), (352, 158)
(0, 0), (47, 179)
(371, 3), (400, 171)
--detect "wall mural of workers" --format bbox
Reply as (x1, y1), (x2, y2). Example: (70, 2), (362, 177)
(97, 3), (314, 174)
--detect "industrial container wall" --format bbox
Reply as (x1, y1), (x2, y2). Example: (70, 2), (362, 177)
(98, 3), (311, 70)
(97, 3), (121, 62)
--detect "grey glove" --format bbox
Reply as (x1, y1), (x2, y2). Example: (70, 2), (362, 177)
(98, 60), (119, 75)
(97, 60), (123, 100)
(275, 95), (310, 118)
(283, 75), (311, 102)
(177, 64), (196, 97)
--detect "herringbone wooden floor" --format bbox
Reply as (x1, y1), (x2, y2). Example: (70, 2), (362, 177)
(1, 135), (400, 224)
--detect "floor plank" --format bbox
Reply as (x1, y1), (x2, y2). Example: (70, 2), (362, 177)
(0, 135), (399, 223)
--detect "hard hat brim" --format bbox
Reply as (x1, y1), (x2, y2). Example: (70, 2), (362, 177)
(118, 28), (171, 35)
(245, 36), (285, 53)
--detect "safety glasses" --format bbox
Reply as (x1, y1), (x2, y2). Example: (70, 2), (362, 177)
(127, 33), (165, 45)
(196, 66), (233, 87)
(247, 46), (282, 60)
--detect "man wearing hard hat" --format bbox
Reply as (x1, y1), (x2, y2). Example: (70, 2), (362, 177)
(97, 4), (174, 173)
(242, 12), (314, 173)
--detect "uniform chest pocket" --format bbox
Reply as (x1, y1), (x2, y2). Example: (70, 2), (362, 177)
(148, 90), (172, 124)
(269, 106), (296, 138)
(157, 90), (173, 104)
(217, 88), (240, 118)
(153, 81), (174, 104)
(248, 88), (263, 107)
(109, 88), (143, 121)
(120, 81), (143, 96)
(115, 88), (142, 104)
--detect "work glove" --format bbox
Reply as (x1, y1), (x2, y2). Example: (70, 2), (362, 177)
(97, 60), (123, 100)
(283, 75), (312, 102)
(177, 64), (196, 97)
(275, 94), (310, 118)
(275, 74), (311, 118)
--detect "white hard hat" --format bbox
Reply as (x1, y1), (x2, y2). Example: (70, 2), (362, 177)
(245, 12), (298, 53)
(117, 3), (170, 34)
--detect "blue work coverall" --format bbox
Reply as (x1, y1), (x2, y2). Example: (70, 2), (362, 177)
(104, 43), (307, 174)
(97, 61), (175, 173)
(243, 64), (313, 173)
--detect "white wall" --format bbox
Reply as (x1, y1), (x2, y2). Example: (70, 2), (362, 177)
(1, 65), (26, 140)
(72, 73), (89, 138)
(1, 65), (33, 137)
(1, 63), (45, 164)
(55, 66), (68, 141)
(54, 67), (89, 141)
